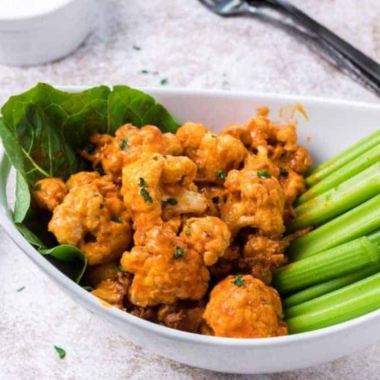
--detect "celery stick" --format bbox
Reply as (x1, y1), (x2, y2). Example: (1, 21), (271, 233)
(297, 143), (380, 205)
(368, 229), (380, 245)
(285, 272), (380, 333)
(282, 263), (380, 309)
(273, 237), (379, 294)
(288, 195), (380, 261)
(288, 163), (380, 232)
(306, 129), (380, 188)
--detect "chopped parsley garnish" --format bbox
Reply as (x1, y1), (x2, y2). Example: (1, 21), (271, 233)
(17, 286), (25, 292)
(212, 134), (217, 138)
(139, 177), (148, 188)
(153, 155), (159, 161)
(174, 247), (184, 259)
(280, 167), (289, 177)
(94, 194), (99, 198)
(217, 170), (227, 181)
(99, 204), (104, 210)
(160, 78), (168, 86)
(83, 144), (97, 154)
(162, 197), (178, 207)
(117, 265), (125, 273)
(140, 188), (153, 203)
(141, 69), (149, 74)
(120, 137), (129, 150)
(185, 229), (191, 236)
(257, 171), (271, 179)
(34, 184), (42, 192)
(133, 45), (141, 51)
(111, 216), (123, 223)
(54, 346), (66, 360)
(211, 196), (219, 204)
(96, 167), (106, 176)
(231, 274), (245, 287)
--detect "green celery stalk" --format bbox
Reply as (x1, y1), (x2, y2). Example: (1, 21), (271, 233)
(286, 272), (380, 333)
(288, 163), (380, 232)
(282, 263), (380, 309)
(273, 237), (380, 294)
(368, 229), (380, 245)
(288, 195), (380, 261)
(305, 129), (380, 188)
(297, 143), (380, 205)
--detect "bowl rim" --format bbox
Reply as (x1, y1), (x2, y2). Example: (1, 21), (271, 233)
(2, 86), (380, 348)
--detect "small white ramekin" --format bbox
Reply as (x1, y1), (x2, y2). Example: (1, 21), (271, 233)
(0, 0), (93, 66)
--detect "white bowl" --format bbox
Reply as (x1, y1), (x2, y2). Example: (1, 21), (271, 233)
(0, 0), (93, 66)
(2, 87), (380, 374)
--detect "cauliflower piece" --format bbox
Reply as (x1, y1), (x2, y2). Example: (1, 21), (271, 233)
(32, 178), (67, 211)
(157, 301), (205, 333)
(84, 261), (120, 287)
(220, 168), (285, 238)
(91, 279), (128, 309)
(176, 122), (247, 183)
(121, 154), (207, 236)
(239, 235), (287, 285)
(121, 226), (210, 307)
(203, 275), (288, 338)
(180, 217), (231, 266)
(49, 174), (132, 265)
(80, 124), (182, 182)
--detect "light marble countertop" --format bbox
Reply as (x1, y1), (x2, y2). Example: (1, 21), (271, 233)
(2, 0), (380, 379)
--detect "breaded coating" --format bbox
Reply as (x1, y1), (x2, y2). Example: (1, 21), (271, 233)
(80, 124), (182, 182)
(32, 178), (67, 211)
(84, 261), (120, 287)
(203, 275), (288, 338)
(176, 122), (246, 183)
(49, 173), (132, 265)
(240, 235), (287, 285)
(180, 216), (231, 266)
(121, 154), (207, 238)
(221, 168), (285, 238)
(121, 226), (210, 307)
(91, 279), (128, 309)
(157, 301), (205, 333)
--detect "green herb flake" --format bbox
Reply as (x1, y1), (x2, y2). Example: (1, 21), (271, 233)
(17, 286), (25, 292)
(54, 346), (66, 360)
(162, 197), (178, 207)
(133, 45), (141, 51)
(140, 188), (153, 203)
(117, 265), (125, 273)
(141, 70), (149, 74)
(185, 229), (191, 236)
(33, 184), (42, 192)
(160, 78), (168, 86)
(257, 171), (271, 179)
(211, 196), (219, 204)
(120, 137), (129, 150)
(111, 216), (123, 223)
(94, 194), (99, 198)
(217, 170), (227, 181)
(174, 247), (184, 259)
(83, 144), (97, 154)
(139, 177), (148, 188)
(153, 156), (159, 161)
(231, 274), (245, 287)
(212, 134), (217, 138)
(280, 167), (289, 177)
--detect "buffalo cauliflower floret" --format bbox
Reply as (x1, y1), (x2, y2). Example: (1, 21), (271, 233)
(121, 154), (207, 238)
(91, 279), (129, 309)
(49, 174), (132, 265)
(32, 178), (68, 211)
(120, 226), (210, 307)
(80, 124), (182, 182)
(180, 216), (231, 266)
(203, 275), (287, 338)
(220, 168), (285, 238)
(176, 122), (247, 183)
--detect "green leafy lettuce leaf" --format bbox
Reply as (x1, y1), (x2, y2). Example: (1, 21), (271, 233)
(0, 83), (179, 283)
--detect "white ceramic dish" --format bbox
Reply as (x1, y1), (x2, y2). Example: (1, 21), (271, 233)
(1, 87), (380, 374)
(0, 0), (93, 66)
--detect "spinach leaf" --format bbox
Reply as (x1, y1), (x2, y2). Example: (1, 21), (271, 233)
(0, 83), (179, 284)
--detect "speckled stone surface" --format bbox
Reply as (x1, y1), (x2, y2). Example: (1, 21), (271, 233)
(2, 0), (380, 379)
